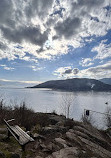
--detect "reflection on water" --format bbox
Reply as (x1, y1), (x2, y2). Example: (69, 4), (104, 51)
(0, 87), (111, 129)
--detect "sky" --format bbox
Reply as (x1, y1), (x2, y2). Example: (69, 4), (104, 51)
(0, 0), (111, 86)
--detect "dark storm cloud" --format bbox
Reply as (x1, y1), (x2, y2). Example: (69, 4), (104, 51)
(70, 0), (105, 14)
(77, 0), (104, 8)
(0, 0), (15, 27)
(54, 17), (81, 39)
(63, 68), (79, 75)
(1, 26), (49, 46)
(73, 68), (79, 75)
(64, 69), (72, 74)
(25, 0), (54, 19)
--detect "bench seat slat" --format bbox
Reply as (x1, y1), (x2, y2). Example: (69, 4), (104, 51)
(7, 126), (28, 145)
(10, 126), (34, 145)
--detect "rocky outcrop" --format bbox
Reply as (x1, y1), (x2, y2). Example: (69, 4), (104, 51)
(0, 114), (111, 158)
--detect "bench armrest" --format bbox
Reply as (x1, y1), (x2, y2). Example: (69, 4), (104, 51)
(7, 119), (15, 123)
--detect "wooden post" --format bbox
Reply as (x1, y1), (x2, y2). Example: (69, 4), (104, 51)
(86, 110), (90, 116)
(84, 109), (85, 118)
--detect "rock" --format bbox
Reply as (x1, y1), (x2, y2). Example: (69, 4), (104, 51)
(46, 143), (54, 151)
(73, 130), (89, 140)
(0, 128), (7, 132)
(0, 151), (5, 158)
(66, 132), (82, 146)
(73, 125), (105, 142)
(34, 141), (40, 149)
(46, 156), (53, 158)
(56, 121), (65, 127)
(48, 115), (66, 125)
(47, 142), (61, 151)
(52, 147), (79, 158)
(33, 133), (46, 140)
(41, 126), (67, 135)
(40, 143), (46, 149)
(35, 156), (43, 158)
(68, 129), (74, 133)
(79, 136), (111, 158)
(0, 134), (7, 140)
(73, 125), (111, 150)
(55, 138), (68, 148)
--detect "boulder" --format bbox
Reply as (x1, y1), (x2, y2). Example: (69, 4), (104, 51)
(52, 147), (79, 158)
(48, 115), (66, 125)
(41, 126), (67, 135)
(33, 133), (46, 140)
(66, 132), (82, 146)
(55, 138), (68, 148)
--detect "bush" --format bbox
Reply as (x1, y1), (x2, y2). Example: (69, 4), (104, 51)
(0, 99), (52, 131)
(64, 118), (74, 128)
(81, 114), (95, 126)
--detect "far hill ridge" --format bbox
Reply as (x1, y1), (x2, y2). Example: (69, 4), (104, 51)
(28, 78), (111, 91)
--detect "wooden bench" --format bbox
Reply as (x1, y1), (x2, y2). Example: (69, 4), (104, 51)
(4, 119), (34, 150)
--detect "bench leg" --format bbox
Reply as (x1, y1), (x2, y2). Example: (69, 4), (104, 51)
(21, 145), (25, 151)
(7, 130), (11, 138)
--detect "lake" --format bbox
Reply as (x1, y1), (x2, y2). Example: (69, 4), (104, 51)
(0, 87), (111, 129)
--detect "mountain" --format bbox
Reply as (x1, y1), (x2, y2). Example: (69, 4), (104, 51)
(100, 78), (111, 85)
(29, 78), (111, 91)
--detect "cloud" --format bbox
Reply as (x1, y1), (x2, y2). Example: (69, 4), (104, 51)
(0, 0), (111, 63)
(73, 68), (79, 75)
(78, 61), (111, 79)
(0, 78), (41, 87)
(25, 0), (54, 19)
(0, 78), (41, 84)
(3, 67), (15, 71)
(64, 69), (72, 74)
(54, 66), (72, 77)
(54, 66), (79, 78)
(54, 61), (111, 79)
(0, 0), (14, 27)
(0, 64), (15, 71)
(54, 17), (81, 39)
(1, 26), (49, 46)
(30, 65), (44, 71)
(92, 39), (111, 60)
(79, 58), (94, 67)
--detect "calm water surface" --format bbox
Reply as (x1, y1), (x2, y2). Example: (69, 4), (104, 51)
(0, 87), (111, 129)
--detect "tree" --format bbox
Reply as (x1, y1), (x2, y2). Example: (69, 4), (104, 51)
(61, 92), (75, 118)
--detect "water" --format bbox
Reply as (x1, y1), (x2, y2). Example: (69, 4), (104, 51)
(0, 87), (111, 129)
